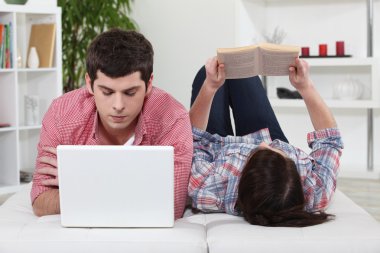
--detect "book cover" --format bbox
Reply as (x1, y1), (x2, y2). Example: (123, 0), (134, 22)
(28, 23), (56, 68)
(0, 24), (3, 68)
(5, 23), (10, 68)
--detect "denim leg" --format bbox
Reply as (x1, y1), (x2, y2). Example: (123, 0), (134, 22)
(227, 76), (288, 142)
(190, 66), (234, 136)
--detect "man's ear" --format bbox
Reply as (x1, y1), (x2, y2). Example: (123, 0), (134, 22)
(85, 73), (94, 95)
(145, 73), (154, 96)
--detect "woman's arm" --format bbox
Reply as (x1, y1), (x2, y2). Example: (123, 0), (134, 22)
(289, 58), (337, 130)
(189, 57), (225, 130)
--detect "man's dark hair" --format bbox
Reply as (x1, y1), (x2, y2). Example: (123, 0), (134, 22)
(86, 28), (154, 90)
(237, 149), (334, 227)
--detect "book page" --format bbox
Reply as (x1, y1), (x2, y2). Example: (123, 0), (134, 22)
(259, 44), (300, 76)
(217, 46), (259, 79)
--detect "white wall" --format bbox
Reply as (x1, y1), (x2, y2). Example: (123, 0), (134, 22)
(131, 0), (380, 176)
(130, 0), (235, 108)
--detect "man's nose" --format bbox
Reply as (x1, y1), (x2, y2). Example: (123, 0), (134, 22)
(112, 94), (125, 111)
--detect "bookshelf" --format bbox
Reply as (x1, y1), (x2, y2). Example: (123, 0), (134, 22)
(0, 5), (62, 194)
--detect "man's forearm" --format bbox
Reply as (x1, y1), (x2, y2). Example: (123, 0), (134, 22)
(32, 189), (60, 217)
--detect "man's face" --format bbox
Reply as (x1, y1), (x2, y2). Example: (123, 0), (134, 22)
(86, 70), (152, 134)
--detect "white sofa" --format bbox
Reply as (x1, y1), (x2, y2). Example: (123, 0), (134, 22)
(1, 184), (380, 253)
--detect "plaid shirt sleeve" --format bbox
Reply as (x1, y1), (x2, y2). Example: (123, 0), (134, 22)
(188, 128), (226, 212)
(300, 128), (343, 211)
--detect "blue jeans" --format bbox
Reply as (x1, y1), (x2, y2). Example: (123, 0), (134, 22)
(190, 66), (288, 143)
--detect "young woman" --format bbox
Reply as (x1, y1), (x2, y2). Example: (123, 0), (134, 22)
(188, 57), (343, 227)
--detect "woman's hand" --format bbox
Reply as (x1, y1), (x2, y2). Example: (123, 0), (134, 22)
(204, 56), (225, 92)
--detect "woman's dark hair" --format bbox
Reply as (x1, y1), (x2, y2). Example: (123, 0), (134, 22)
(86, 28), (154, 90)
(237, 149), (334, 227)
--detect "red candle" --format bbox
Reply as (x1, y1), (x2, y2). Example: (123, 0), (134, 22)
(336, 41), (345, 56)
(319, 44), (328, 56)
(301, 47), (310, 57)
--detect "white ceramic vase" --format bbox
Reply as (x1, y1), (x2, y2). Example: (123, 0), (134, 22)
(27, 47), (39, 68)
(334, 77), (363, 100)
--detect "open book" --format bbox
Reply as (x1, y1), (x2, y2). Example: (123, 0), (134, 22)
(217, 43), (300, 79)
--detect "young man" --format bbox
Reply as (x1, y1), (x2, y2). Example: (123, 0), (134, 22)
(188, 57), (343, 227)
(31, 29), (193, 220)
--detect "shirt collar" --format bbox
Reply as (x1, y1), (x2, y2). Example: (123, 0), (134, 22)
(132, 111), (146, 145)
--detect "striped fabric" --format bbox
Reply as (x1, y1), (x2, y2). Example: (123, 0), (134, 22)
(31, 87), (193, 220)
(189, 127), (343, 215)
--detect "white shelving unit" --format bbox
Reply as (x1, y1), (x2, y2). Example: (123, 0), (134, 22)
(0, 5), (62, 194)
(268, 57), (380, 109)
(234, 0), (380, 177)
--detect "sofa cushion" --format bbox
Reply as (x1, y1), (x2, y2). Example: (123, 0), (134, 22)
(199, 191), (380, 253)
(0, 183), (207, 253)
(1, 184), (380, 253)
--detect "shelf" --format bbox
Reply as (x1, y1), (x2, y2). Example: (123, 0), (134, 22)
(19, 125), (42, 130)
(305, 57), (377, 67)
(0, 127), (16, 132)
(270, 98), (377, 109)
(17, 68), (57, 72)
(0, 69), (15, 73)
(243, 0), (364, 4)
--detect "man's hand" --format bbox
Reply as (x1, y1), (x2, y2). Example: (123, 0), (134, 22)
(204, 57), (225, 92)
(38, 146), (59, 187)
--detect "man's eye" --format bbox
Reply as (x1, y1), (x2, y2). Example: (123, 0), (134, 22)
(125, 91), (136, 96)
(102, 91), (113, 96)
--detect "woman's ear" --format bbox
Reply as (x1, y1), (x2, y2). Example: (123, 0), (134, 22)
(85, 73), (94, 95)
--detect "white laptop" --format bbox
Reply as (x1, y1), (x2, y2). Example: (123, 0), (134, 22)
(57, 145), (174, 228)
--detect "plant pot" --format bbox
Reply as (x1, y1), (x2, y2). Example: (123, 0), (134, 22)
(4, 0), (28, 4)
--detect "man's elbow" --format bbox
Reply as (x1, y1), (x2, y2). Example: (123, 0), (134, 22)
(32, 203), (45, 217)
(31, 189), (61, 217)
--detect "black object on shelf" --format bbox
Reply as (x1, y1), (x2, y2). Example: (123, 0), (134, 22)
(20, 170), (33, 183)
(277, 87), (302, 99)
(0, 123), (11, 128)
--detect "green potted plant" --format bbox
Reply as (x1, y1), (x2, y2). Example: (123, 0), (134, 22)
(58, 0), (137, 92)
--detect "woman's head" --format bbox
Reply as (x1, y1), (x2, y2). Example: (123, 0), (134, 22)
(237, 149), (333, 227)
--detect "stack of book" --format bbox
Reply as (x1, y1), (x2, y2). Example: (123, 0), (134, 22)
(0, 22), (12, 69)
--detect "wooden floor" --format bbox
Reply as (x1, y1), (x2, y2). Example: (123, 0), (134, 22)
(338, 178), (380, 222)
(1, 178), (380, 222)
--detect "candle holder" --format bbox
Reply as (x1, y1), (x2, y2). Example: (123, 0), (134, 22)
(336, 41), (345, 56)
(319, 44), (328, 57)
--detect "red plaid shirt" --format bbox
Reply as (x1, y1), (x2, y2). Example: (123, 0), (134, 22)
(31, 87), (193, 220)
(189, 127), (343, 215)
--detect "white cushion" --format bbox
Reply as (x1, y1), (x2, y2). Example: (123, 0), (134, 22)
(0, 183), (207, 253)
(195, 190), (380, 253)
(1, 184), (379, 253)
